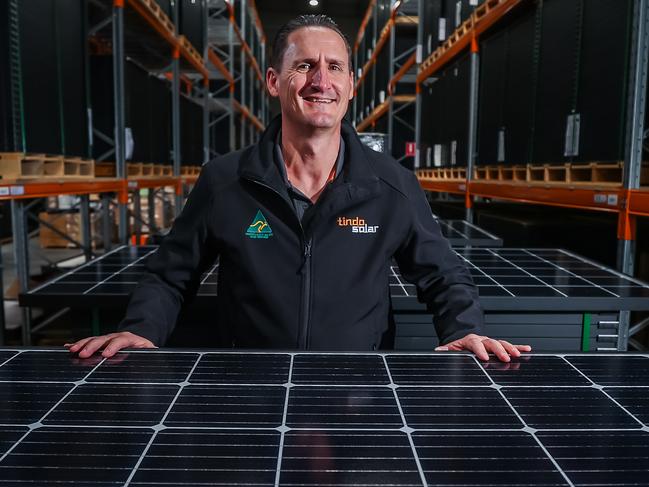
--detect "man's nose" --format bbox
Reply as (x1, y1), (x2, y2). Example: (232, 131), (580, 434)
(310, 64), (331, 90)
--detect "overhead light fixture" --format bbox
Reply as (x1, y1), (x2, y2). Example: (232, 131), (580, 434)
(309, 0), (319, 6)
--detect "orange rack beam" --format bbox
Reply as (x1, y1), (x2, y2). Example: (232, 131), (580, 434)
(356, 95), (416, 132)
(417, 0), (525, 83)
(125, 0), (209, 80)
(248, 0), (267, 44)
(225, 2), (264, 82)
(355, 16), (395, 93)
(418, 178), (626, 214)
(354, 0), (378, 53)
(629, 188), (649, 217)
(388, 51), (416, 95)
(208, 48), (235, 86)
(233, 100), (264, 132)
(0, 179), (125, 200)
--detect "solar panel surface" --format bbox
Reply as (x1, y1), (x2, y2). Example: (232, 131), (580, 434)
(435, 219), (503, 247)
(22, 246), (649, 312)
(0, 349), (647, 485)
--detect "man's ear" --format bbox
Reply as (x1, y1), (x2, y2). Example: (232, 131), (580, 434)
(348, 70), (354, 100)
(267, 67), (280, 98)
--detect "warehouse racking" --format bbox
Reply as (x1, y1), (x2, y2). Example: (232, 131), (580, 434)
(354, 0), (649, 350)
(1, 0), (268, 345)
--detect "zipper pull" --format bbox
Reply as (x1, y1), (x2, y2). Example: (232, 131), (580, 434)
(299, 239), (312, 271)
(303, 240), (312, 259)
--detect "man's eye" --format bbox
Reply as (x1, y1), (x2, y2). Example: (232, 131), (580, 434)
(331, 64), (342, 71)
(297, 63), (310, 71)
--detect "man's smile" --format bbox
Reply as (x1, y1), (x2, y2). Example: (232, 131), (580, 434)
(303, 96), (336, 104)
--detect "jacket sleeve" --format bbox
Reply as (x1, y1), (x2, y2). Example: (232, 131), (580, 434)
(393, 174), (484, 344)
(118, 170), (218, 345)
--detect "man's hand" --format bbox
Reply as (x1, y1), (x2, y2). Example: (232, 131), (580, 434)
(65, 332), (156, 359)
(435, 333), (531, 362)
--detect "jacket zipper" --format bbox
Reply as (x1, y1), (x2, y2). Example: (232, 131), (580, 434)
(301, 238), (313, 349)
(244, 176), (313, 350)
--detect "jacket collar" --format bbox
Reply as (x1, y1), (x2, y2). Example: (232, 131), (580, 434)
(238, 115), (381, 194)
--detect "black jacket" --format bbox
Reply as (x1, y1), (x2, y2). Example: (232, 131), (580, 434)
(120, 117), (483, 350)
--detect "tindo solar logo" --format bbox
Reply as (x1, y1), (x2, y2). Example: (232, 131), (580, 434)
(336, 216), (379, 234)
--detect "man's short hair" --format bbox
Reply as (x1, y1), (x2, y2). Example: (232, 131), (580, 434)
(270, 15), (352, 72)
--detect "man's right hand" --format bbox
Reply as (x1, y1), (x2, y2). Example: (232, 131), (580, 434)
(65, 331), (156, 358)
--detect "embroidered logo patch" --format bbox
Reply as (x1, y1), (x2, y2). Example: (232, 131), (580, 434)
(246, 210), (273, 239)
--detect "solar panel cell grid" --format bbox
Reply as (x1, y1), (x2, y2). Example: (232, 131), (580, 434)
(22, 246), (649, 313)
(0, 350), (647, 485)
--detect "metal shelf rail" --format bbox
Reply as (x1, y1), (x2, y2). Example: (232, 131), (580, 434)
(413, 0), (649, 350)
(2, 0), (270, 346)
(353, 0), (419, 165)
(223, 0), (267, 148)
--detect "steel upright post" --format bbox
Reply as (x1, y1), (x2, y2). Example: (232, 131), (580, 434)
(202, 0), (209, 164)
(240, 1), (247, 148)
(414, 0), (423, 169)
(617, 0), (649, 350)
(11, 200), (31, 345)
(148, 189), (157, 234)
(229, 14), (236, 151)
(172, 1), (183, 213)
(387, 7), (396, 155)
(466, 35), (480, 223)
(80, 195), (92, 261)
(0, 249), (5, 346)
(261, 41), (267, 125)
(133, 190), (142, 245)
(353, 50), (358, 125)
(113, 1), (128, 244)
(101, 194), (112, 252)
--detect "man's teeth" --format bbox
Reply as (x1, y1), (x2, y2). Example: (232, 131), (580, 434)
(305, 97), (333, 103)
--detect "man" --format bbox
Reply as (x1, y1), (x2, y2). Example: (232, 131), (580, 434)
(67, 15), (530, 362)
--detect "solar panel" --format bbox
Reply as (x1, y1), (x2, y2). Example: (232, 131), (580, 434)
(435, 219), (503, 247)
(23, 246), (649, 313)
(390, 247), (649, 311)
(0, 349), (647, 485)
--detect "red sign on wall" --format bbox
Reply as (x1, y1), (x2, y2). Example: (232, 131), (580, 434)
(405, 142), (416, 157)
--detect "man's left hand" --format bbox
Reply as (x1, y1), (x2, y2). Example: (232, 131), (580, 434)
(435, 333), (531, 362)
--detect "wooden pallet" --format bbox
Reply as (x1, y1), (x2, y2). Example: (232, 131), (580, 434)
(63, 157), (95, 177)
(140, 163), (154, 177)
(95, 162), (153, 178)
(472, 162), (646, 186)
(0, 153), (42, 179)
(180, 166), (201, 176)
(0, 153), (95, 179)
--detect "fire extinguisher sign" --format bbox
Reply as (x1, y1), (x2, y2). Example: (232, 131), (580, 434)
(405, 142), (416, 157)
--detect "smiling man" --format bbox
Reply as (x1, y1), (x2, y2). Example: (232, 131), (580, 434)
(67, 15), (530, 361)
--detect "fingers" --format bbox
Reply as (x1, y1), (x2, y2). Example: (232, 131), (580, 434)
(482, 338), (511, 362)
(462, 336), (490, 362)
(101, 333), (154, 358)
(497, 340), (522, 359)
(65, 336), (96, 355)
(66, 332), (155, 359)
(435, 334), (532, 363)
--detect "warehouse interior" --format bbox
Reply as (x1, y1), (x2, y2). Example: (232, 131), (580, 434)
(1, 0), (648, 351)
(1, 0), (649, 484)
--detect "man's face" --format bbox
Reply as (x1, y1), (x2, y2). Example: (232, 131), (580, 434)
(267, 26), (354, 130)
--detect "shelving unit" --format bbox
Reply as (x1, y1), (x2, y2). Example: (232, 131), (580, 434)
(411, 0), (649, 350)
(1, 0), (269, 345)
(353, 0), (419, 166)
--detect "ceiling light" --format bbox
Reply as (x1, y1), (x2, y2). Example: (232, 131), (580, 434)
(309, 0), (319, 6)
